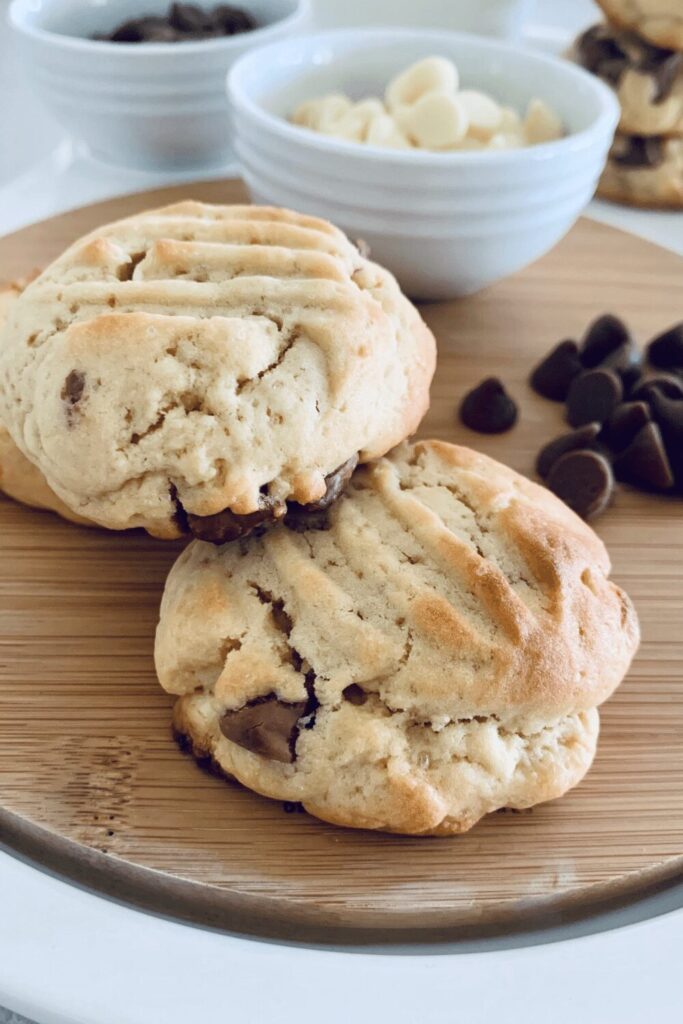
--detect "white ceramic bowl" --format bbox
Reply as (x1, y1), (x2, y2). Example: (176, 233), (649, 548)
(9, 0), (310, 171)
(228, 29), (620, 298)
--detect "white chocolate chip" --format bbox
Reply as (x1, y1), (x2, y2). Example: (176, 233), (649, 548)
(385, 56), (459, 112)
(488, 131), (525, 150)
(292, 94), (352, 131)
(499, 105), (522, 132)
(458, 89), (502, 141)
(322, 98), (386, 141)
(366, 113), (412, 148)
(524, 98), (563, 144)
(403, 91), (469, 149)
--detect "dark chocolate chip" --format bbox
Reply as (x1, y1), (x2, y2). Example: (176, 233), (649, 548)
(576, 24), (629, 84)
(567, 369), (623, 428)
(213, 4), (257, 33)
(342, 684), (368, 706)
(603, 401), (651, 452)
(601, 341), (643, 390)
(651, 52), (683, 102)
(61, 369), (85, 405)
(647, 323), (683, 371)
(612, 422), (675, 492)
(169, 2), (209, 32)
(285, 454), (359, 529)
(546, 450), (614, 520)
(187, 498), (284, 544)
(220, 696), (307, 763)
(611, 135), (665, 169)
(529, 340), (583, 401)
(645, 389), (683, 490)
(580, 313), (632, 368)
(459, 377), (518, 433)
(630, 373), (683, 402)
(536, 422), (602, 479)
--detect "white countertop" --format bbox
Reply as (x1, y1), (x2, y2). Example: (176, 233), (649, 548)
(1, 2), (682, 1022)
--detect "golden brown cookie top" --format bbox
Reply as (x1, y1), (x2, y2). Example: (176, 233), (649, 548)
(0, 202), (435, 537)
(156, 439), (640, 725)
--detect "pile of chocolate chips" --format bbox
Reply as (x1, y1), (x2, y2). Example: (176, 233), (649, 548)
(529, 315), (683, 519)
(93, 3), (256, 43)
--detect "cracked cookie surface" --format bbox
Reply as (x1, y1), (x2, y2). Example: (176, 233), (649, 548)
(0, 282), (91, 525)
(155, 440), (640, 835)
(0, 202), (435, 538)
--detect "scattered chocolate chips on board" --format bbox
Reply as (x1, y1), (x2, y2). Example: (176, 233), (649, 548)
(93, 3), (257, 43)
(529, 314), (683, 517)
(459, 377), (518, 434)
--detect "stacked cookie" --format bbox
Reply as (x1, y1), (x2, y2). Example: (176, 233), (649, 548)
(0, 201), (640, 835)
(575, 1), (683, 207)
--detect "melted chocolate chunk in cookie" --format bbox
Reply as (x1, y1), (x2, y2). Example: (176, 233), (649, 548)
(611, 135), (665, 169)
(220, 696), (307, 763)
(285, 454), (359, 531)
(186, 495), (285, 544)
(577, 24), (682, 102)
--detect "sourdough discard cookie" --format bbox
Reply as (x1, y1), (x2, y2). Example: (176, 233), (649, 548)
(598, 133), (683, 206)
(576, 24), (683, 137)
(596, 0), (683, 51)
(0, 202), (435, 539)
(0, 283), (91, 525)
(156, 440), (640, 835)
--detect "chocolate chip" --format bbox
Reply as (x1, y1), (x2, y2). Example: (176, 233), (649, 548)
(647, 323), (683, 372)
(459, 377), (518, 433)
(94, 3), (256, 43)
(536, 422), (602, 478)
(529, 340), (583, 401)
(577, 24), (629, 84)
(342, 684), (368, 706)
(285, 454), (359, 530)
(567, 369), (623, 428)
(613, 422), (675, 492)
(645, 389), (683, 490)
(580, 314), (632, 369)
(213, 4), (256, 33)
(611, 135), (665, 169)
(186, 498), (284, 544)
(546, 450), (614, 520)
(61, 369), (85, 405)
(630, 373), (683, 402)
(219, 696), (307, 763)
(651, 52), (683, 102)
(169, 2), (209, 32)
(603, 401), (651, 452)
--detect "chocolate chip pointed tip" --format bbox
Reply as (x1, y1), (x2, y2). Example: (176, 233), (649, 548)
(613, 422), (674, 493)
(603, 401), (651, 453)
(580, 313), (632, 369)
(529, 340), (583, 401)
(459, 377), (518, 434)
(647, 323), (683, 371)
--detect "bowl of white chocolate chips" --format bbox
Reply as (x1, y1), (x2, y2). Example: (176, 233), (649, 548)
(229, 29), (620, 297)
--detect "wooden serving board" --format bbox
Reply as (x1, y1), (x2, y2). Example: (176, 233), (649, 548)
(0, 180), (682, 945)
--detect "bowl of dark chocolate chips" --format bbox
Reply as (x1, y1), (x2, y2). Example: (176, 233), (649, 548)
(9, 0), (310, 170)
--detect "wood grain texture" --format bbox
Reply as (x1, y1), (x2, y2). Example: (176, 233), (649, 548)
(0, 180), (682, 944)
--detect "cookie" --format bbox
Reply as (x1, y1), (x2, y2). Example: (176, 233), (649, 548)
(576, 24), (683, 137)
(596, 0), (683, 51)
(598, 133), (683, 207)
(0, 202), (436, 539)
(0, 283), (91, 525)
(156, 440), (640, 836)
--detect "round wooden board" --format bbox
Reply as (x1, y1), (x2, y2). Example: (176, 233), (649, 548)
(0, 180), (682, 945)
